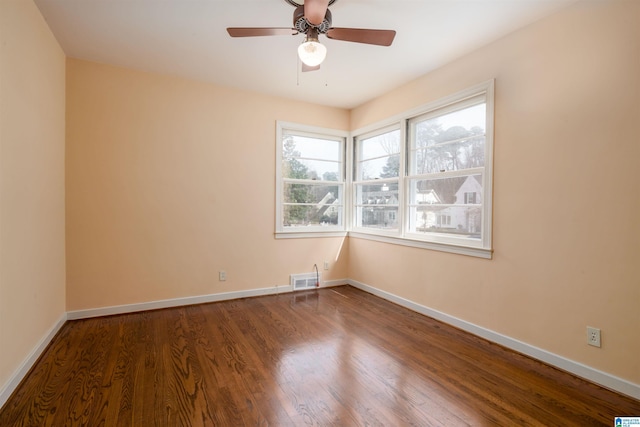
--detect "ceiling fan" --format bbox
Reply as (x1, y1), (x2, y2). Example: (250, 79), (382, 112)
(227, 0), (396, 71)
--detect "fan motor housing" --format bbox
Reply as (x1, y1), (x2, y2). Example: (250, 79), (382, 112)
(293, 5), (332, 34)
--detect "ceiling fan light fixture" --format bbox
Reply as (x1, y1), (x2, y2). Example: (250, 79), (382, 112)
(297, 36), (327, 67)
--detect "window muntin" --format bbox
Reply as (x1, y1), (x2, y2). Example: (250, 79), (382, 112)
(354, 127), (401, 232)
(277, 123), (347, 235)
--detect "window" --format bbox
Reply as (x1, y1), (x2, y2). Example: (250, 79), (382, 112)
(351, 81), (494, 258)
(276, 122), (347, 237)
(354, 126), (401, 232)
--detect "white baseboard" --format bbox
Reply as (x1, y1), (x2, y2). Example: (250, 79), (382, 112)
(322, 279), (349, 288)
(67, 280), (348, 320)
(0, 312), (67, 409)
(67, 285), (295, 320)
(347, 279), (640, 401)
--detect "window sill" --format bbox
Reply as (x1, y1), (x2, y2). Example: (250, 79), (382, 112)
(275, 231), (348, 239)
(274, 229), (492, 259)
(348, 231), (493, 259)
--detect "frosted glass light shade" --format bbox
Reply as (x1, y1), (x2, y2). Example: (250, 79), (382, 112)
(297, 39), (327, 67)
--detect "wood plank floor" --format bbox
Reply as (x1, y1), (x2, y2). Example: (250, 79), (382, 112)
(1, 286), (638, 426)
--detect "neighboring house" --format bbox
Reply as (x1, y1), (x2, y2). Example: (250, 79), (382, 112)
(414, 175), (482, 235)
(315, 191), (347, 226)
(362, 190), (399, 228)
(316, 191), (336, 217)
(451, 175), (483, 234)
(414, 189), (442, 230)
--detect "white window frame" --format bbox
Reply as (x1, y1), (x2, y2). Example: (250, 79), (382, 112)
(353, 124), (403, 237)
(350, 80), (494, 258)
(275, 121), (348, 239)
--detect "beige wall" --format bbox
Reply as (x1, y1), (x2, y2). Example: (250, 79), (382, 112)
(0, 0), (66, 392)
(65, 59), (350, 311)
(350, 0), (640, 384)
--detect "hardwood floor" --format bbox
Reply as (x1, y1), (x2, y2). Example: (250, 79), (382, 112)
(1, 286), (638, 426)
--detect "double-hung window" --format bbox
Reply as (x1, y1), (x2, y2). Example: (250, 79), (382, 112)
(351, 81), (494, 257)
(276, 122), (347, 237)
(353, 126), (402, 233)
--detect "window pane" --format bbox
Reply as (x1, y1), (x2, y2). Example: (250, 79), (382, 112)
(283, 183), (341, 204)
(283, 134), (341, 161)
(357, 206), (399, 230)
(283, 205), (343, 227)
(409, 205), (481, 238)
(360, 129), (401, 160)
(408, 175), (482, 238)
(283, 183), (342, 227)
(359, 154), (399, 180)
(282, 133), (342, 181)
(411, 103), (485, 174)
(282, 158), (341, 181)
(355, 182), (399, 230)
(356, 182), (399, 205)
(358, 129), (401, 180)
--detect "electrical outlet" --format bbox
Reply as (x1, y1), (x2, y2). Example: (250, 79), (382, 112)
(219, 271), (226, 281)
(587, 326), (601, 347)
(324, 261), (329, 270)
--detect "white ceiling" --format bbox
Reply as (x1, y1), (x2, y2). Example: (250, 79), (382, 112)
(34, 0), (577, 109)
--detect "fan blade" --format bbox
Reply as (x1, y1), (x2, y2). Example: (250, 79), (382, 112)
(326, 28), (396, 46)
(227, 27), (297, 37)
(304, 0), (330, 26)
(302, 63), (320, 72)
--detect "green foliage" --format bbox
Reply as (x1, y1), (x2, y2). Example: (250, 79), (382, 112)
(282, 137), (316, 225)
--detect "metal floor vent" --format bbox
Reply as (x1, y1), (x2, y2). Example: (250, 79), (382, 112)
(290, 272), (320, 290)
